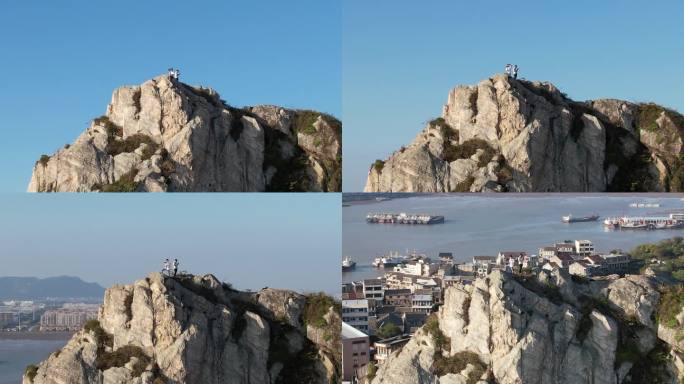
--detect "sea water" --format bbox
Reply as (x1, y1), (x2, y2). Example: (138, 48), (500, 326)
(343, 193), (684, 282)
(0, 339), (69, 384)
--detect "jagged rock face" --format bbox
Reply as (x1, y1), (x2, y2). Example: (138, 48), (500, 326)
(28, 75), (341, 192)
(24, 273), (340, 384)
(372, 271), (683, 384)
(365, 74), (684, 192)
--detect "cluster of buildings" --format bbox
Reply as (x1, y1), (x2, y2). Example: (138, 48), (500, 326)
(39, 303), (99, 331)
(341, 239), (635, 382)
(0, 300), (45, 331)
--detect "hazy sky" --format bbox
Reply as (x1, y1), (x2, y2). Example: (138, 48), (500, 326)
(342, 0), (684, 191)
(0, 194), (341, 295)
(0, 0), (341, 192)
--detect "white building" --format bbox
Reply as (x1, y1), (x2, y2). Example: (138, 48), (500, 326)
(363, 278), (384, 301)
(600, 253), (630, 273)
(342, 322), (370, 382)
(575, 240), (595, 257)
(411, 291), (433, 313)
(473, 256), (496, 277)
(374, 335), (411, 365)
(342, 299), (374, 333)
(393, 258), (438, 277)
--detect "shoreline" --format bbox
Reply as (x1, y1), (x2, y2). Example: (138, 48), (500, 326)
(0, 331), (73, 341)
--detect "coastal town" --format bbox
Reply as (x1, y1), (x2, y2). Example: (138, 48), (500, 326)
(0, 301), (100, 333)
(341, 238), (641, 383)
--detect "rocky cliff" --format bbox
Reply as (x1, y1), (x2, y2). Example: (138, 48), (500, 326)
(29, 75), (341, 192)
(23, 273), (341, 384)
(370, 270), (684, 384)
(365, 74), (684, 192)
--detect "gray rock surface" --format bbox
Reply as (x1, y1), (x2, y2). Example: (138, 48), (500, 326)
(29, 75), (341, 192)
(372, 271), (683, 384)
(365, 74), (684, 192)
(24, 273), (340, 384)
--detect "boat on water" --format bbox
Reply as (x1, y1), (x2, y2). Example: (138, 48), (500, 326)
(562, 214), (600, 223)
(603, 216), (683, 230)
(366, 212), (445, 225)
(342, 256), (356, 272)
(372, 252), (410, 268)
(629, 202), (661, 208)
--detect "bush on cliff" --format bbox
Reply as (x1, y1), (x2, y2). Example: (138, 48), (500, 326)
(98, 169), (140, 192)
(293, 111), (320, 135)
(84, 319), (113, 350)
(443, 138), (496, 166)
(25, 364), (38, 382)
(656, 285), (684, 328)
(106, 133), (158, 157)
(94, 115), (123, 138)
(373, 159), (385, 173)
(38, 155), (50, 166)
(95, 345), (151, 377)
(303, 292), (339, 327)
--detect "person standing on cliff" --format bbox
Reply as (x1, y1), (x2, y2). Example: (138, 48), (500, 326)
(505, 64), (512, 77)
(512, 65), (519, 79)
(173, 259), (179, 276)
(163, 258), (170, 275)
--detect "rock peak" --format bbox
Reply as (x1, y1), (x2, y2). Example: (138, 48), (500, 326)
(366, 74), (684, 192)
(24, 272), (341, 384)
(29, 75), (341, 192)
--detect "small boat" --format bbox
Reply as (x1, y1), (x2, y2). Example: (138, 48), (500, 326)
(562, 214), (599, 223)
(629, 202), (661, 208)
(372, 251), (409, 268)
(342, 256), (356, 272)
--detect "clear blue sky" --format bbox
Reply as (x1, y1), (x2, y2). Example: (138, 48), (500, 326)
(0, 193), (341, 295)
(342, 0), (684, 191)
(0, 0), (341, 192)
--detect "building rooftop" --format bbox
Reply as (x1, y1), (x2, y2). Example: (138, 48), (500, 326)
(342, 322), (368, 340)
(473, 256), (496, 261)
(499, 251), (527, 257)
(375, 334), (411, 346)
(384, 288), (411, 295)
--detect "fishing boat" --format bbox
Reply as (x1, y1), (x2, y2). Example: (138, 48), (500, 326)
(342, 256), (356, 272)
(562, 214), (600, 223)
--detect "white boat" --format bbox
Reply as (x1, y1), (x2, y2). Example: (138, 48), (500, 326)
(604, 216), (681, 229)
(342, 256), (356, 272)
(372, 251), (410, 268)
(629, 202), (661, 208)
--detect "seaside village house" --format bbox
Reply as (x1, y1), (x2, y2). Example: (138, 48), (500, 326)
(473, 256), (497, 277)
(342, 322), (370, 382)
(374, 334), (412, 365)
(535, 240), (632, 277)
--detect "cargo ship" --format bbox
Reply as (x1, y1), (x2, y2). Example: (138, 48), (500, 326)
(366, 212), (444, 225)
(603, 216), (683, 230)
(342, 256), (356, 272)
(562, 214), (600, 223)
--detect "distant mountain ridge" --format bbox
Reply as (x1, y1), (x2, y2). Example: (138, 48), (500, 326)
(0, 276), (104, 300)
